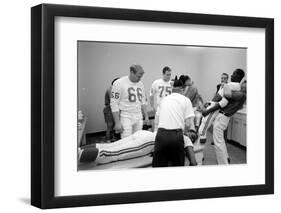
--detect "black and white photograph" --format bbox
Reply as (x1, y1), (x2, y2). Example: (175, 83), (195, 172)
(77, 41), (247, 170)
(29, 3), (274, 209)
(1, 0), (279, 212)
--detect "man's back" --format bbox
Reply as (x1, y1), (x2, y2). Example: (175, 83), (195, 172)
(158, 93), (194, 130)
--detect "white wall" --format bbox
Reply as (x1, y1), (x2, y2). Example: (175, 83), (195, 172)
(2, 1), (280, 213)
(78, 42), (245, 133)
(199, 48), (247, 102)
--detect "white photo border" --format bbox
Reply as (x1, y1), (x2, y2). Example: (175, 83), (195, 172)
(54, 17), (265, 196)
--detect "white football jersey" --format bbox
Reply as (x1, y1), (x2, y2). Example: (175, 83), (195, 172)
(150, 78), (172, 108)
(110, 76), (146, 114)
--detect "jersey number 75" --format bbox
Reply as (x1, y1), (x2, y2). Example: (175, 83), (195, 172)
(159, 86), (171, 97)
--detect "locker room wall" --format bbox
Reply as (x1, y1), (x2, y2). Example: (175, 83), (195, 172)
(198, 48), (247, 102)
(78, 41), (246, 133)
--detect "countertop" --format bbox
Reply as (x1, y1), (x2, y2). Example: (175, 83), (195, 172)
(236, 107), (247, 115)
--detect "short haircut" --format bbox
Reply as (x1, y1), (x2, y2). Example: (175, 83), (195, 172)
(111, 77), (119, 85)
(130, 64), (144, 74)
(173, 79), (184, 88)
(162, 66), (171, 74)
(185, 75), (191, 81)
(222, 73), (229, 78)
(179, 75), (185, 81)
(179, 75), (190, 84)
(235, 68), (245, 81)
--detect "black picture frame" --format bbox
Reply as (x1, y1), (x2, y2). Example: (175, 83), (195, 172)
(31, 3), (274, 209)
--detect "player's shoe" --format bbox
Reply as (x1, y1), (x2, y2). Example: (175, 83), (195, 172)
(79, 147), (99, 163)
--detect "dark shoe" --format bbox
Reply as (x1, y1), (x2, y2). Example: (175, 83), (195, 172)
(110, 137), (118, 142)
(113, 133), (121, 140)
(228, 157), (231, 164)
(79, 147), (99, 163)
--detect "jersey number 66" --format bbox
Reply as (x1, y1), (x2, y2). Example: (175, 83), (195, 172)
(128, 87), (142, 102)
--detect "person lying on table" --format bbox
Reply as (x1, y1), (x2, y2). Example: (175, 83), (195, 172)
(78, 129), (198, 166)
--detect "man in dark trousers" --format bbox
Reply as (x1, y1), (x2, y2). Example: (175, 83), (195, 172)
(152, 79), (196, 167)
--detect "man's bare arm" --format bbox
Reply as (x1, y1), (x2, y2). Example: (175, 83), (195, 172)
(142, 104), (149, 125)
(202, 103), (220, 117)
(184, 117), (195, 132)
(185, 146), (197, 166)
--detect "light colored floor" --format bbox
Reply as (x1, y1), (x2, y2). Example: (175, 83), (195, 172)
(85, 133), (247, 167)
(203, 141), (246, 165)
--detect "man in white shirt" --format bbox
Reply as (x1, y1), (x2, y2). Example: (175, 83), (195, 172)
(110, 64), (149, 138)
(149, 66), (172, 132)
(78, 129), (197, 166)
(152, 79), (195, 167)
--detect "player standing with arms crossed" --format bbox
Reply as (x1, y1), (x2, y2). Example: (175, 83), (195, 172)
(149, 66), (172, 132)
(110, 64), (149, 139)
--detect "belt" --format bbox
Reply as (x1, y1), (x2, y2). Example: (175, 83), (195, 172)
(158, 128), (182, 132)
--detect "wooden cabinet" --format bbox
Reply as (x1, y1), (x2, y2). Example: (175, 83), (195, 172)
(227, 111), (247, 147)
(240, 121), (247, 147)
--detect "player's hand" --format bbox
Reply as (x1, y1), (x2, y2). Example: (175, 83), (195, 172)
(114, 122), (123, 134)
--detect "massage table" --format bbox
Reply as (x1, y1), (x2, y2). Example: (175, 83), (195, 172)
(78, 142), (205, 171)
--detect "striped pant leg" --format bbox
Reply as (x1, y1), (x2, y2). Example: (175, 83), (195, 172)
(98, 131), (154, 164)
